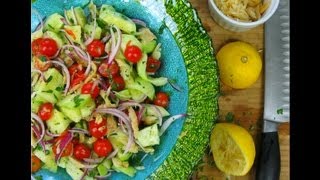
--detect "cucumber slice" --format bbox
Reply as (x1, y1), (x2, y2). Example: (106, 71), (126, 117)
(142, 40), (157, 53)
(43, 31), (65, 48)
(126, 77), (155, 99)
(44, 13), (64, 33)
(59, 107), (82, 123)
(64, 25), (82, 44)
(137, 123), (160, 147)
(84, 24), (102, 40)
(73, 7), (87, 28)
(34, 145), (57, 173)
(46, 109), (71, 134)
(31, 29), (43, 41)
(33, 68), (64, 92)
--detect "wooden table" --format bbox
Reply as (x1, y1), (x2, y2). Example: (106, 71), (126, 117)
(188, 0), (290, 179)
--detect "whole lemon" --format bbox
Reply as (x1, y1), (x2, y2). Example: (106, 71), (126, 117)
(216, 41), (262, 89)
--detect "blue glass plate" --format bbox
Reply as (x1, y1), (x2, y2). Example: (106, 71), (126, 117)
(31, 0), (219, 179)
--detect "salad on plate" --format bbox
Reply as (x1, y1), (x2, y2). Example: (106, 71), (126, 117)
(31, 1), (185, 179)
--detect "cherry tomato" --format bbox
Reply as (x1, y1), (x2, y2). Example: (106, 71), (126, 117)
(98, 61), (120, 78)
(72, 138), (80, 146)
(31, 155), (42, 173)
(146, 57), (161, 73)
(154, 92), (169, 108)
(124, 42), (142, 63)
(110, 75), (125, 91)
(68, 63), (86, 87)
(38, 102), (54, 121)
(88, 117), (107, 139)
(73, 143), (91, 160)
(33, 55), (51, 71)
(93, 139), (113, 157)
(31, 38), (44, 55)
(81, 82), (100, 99)
(52, 136), (73, 157)
(87, 40), (105, 57)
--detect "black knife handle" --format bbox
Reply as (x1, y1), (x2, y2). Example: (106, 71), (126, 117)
(256, 132), (280, 180)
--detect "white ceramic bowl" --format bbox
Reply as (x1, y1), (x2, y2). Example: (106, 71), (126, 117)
(208, 0), (280, 32)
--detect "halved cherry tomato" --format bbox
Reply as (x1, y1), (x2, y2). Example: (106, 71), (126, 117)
(154, 92), (169, 108)
(32, 38), (58, 57)
(110, 75), (125, 91)
(68, 63), (86, 87)
(124, 42), (142, 63)
(93, 138), (113, 157)
(87, 40), (105, 57)
(88, 117), (107, 139)
(81, 82), (100, 99)
(38, 102), (54, 121)
(31, 155), (42, 173)
(52, 132), (73, 157)
(73, 143), (91, 160)
(146, 57), (161, 73)
(98, 61), (119, 78)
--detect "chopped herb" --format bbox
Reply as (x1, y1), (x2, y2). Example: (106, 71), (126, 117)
(42, 90), (53, 93)
(74, 95), (84, 107)
(47, 24), (54, 30)
(39, 56), (47, 62)
(53, 94), (58, 101)
(46, 76), (53, 83)
(45, 150), (50, 155)
(55, 86), (64, 92)
(277, 108), (283, 115)
(54, 122), (61, 125)
(69, 18), (74, 24)
(225, 112), (234, 122)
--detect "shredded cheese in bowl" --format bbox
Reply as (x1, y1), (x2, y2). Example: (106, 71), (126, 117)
(214, 0), (271, 22)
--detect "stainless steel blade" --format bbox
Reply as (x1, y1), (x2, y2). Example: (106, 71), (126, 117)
(263, 0), (290, 132)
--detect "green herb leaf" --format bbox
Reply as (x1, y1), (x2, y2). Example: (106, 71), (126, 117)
(225, 112), (234, 122)
(46, 76), (53, 83)
(277, 108), (283, 115)
(42, 90), (53, 93)
(74, 95), (84, 108)
(39, 56), (47, 62)
(55, 86), (64, 92)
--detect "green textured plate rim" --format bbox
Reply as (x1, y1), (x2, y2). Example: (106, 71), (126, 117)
(150, 0), (219, 179)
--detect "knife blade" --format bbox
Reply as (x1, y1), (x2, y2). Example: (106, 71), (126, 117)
(256, 0), (290, 179)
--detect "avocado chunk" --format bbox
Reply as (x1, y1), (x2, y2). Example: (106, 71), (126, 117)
(43, 31), (65, 48)
(33, 145), (58, 173)
(84, 24), (102, 40)
(137, 123), (160, 147)
(64, 25), (82, 45)
(46, 109), (71, 134)
(99, 5), (136, 34)
(44, 13), (64, 33)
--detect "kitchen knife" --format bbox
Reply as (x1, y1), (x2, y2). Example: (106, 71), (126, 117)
(256, 0), (290, 179)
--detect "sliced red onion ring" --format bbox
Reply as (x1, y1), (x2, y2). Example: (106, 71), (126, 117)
(107, 26), (122, 65)
(98, 77), (109, 90)
(95, 172), (111, 179)
(31, 113), (45, 145)
(55, 132), (74, 162)
(46, 129), (60, 137)
(119, 120), (128, 134)
(83, 157), (104, 164)
(44, 138), (56, 144)
(168, 79), (182, 92)
(45, 60), (70, 95)
(80, 168), (88, 180)
(60, 17), (69, 25)
(62, 32), (74, 45)
(101, 34), (111, 43)
(106, 149), (118, 159)
(131, 18), (147, 27)
(32, 8), (44, 32)
(71, 6), (78, 25)
(49, 47), (61, 59)
(84, 36), (94, 46)
(31, 68), (46, 81)
(68, 128), (89, 135)
(94, 54), (109, 60)
(64, 10), (72, 25)
(83, 163), (98, 169)
(84, 52), (92, 76)
(31, 125), (46, 152)
(159, 114), (187, 136)
(95, 108), (133, 154)
(137, 106), (146, 123)
(118, 101), (143, 111)
(62, 45), (88, 61)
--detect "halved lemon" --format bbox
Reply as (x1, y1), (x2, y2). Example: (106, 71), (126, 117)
(210, 123), (256, 176)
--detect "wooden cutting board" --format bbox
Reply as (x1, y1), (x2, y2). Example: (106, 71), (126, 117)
(188, 0), (290, 179)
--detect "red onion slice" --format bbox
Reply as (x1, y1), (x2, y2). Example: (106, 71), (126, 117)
(55, 132), (74, 162)
(31, 113), (45, 145)
(80, 168), (89, 180)
(131, 18), (147, 27)
(106, 149), (118, 159)
(94, 54), (109, 60)
(46, 129), (60, 137)
(45, 60), (70, 95)
(83, 157), (104, 164)
(107, 26), (122, 65)
(84, 52), (92, 76)
(137, 106), (146, 123)
(31, 68), (46, 81)
(60, 17), (69, 25)
(118, 101), (143, 111)
(159, 114), (187, 136)
(168, 79), (182, 92)
(31, 125), (46, 151)
(101, 34), (111, 43)
(95, 108), (134, 154)
(62, 45), (88, 61)
(68, 128), (89, 135)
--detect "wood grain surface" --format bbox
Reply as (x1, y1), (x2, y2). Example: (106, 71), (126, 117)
(188, 0), (290, 179)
